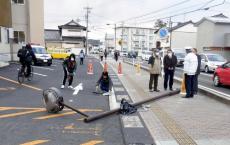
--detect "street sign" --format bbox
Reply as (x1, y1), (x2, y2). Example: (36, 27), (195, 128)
(159, 28), (168, 39)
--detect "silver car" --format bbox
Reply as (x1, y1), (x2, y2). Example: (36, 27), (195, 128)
(200, 53), (227, 73)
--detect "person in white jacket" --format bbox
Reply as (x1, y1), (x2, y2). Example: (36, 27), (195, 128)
(183, 48), (198, 98)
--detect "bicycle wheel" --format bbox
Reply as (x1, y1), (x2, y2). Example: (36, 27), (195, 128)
(18, 69), (24, 84)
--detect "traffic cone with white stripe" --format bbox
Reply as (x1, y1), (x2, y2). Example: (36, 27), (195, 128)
(118, 62), (123, 75)
(104, 62), (108, 72)
(87, 60), (94, 75)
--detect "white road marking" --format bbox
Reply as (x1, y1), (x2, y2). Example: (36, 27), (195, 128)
(73, 83), (83, 95)
(109, 87), (120, 110)
(176, 67), (213, 77)
(32, 72), (47, 77)
(16, 69), (47, 77)
(32, 66), (54, 71)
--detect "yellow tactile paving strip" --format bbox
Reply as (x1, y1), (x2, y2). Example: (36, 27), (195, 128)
(121, 68), (198, 145)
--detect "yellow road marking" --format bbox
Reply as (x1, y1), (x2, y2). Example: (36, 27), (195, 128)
(0, 107), (14, 111)
(34, 109), (102, 120)
(81, 140), (104, 145)
(20, 140), (49, 145)
(64, 124), (75, 130)
(0, 76), (42, 91)
(0, 109), (45, 119)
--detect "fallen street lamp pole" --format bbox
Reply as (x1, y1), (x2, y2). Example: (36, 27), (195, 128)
(84, 89), (180, 123)
(42, 87), (89, 118)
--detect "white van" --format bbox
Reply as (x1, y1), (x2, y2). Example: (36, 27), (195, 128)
(31, 45), (52, 66)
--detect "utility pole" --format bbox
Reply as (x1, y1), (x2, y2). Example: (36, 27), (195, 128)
(84, 7), (92, 55)
(114, 24), (116, 51)
(121, 22), (124, 51)
(169, 16), (172, 50)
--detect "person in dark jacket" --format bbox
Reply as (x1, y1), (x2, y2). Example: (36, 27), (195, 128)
(61, 54), (77, 89)
(193, 48), (201, 95)
(18, 44), (37, 77)
(163, 49), (177, 91)
(96, 71), (113, 93)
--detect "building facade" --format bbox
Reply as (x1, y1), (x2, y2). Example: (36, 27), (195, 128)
(116, 26), (157, 53)
(196, 14), (230, 60)
(45, 20), (86, 54)
(0, 0), (44, 61)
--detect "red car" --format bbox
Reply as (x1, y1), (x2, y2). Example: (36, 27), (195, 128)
(213, 61), (230, 86)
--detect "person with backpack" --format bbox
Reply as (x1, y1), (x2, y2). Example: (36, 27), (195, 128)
(148, 50), (161, 92)
(79, 49), (85, 65)
(17, 44), (37, 77)
(163, 49), (177, 91)
(61, 54), (77, 89)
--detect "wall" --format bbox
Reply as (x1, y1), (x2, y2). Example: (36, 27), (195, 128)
(0, 0), (12, 27)
(28, 0), (44, 46)
(171, 32), (197, 49)
(62, 29), (85, 37)
(0, 27), (10, 61)
(213, 23), (230, 47)
(196, 20), (215, 52)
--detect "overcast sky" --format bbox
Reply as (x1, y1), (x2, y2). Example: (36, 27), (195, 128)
(44, 0), (230, 40)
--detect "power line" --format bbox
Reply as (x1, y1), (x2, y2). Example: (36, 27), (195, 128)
(126, 0), (225, 25)
(117, 0), (192, 23)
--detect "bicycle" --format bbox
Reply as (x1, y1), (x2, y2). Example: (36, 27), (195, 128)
(17, 65), (34, 84)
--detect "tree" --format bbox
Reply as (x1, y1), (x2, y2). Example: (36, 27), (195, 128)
(154, 19), (167, 29)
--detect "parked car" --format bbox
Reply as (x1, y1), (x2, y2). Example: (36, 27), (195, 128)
(31, 45), (52, 66)
(213, 61), (230, 86)
(174, 52), (186, 66)
(141, 51), (152, 61)
(120, 50), (128, 57)
(127, 51), (138, 58)
(200, 53), (227, 73)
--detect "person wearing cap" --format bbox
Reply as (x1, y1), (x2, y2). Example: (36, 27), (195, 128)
(163, 49), (177, 91)
(148, 50), (161, 92)
(61, 54), (77, 89)
(183, 48), (198, 98)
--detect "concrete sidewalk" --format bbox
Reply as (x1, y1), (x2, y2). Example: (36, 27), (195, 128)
(0, 61), (9, 68)
(107, 58), (230, 145)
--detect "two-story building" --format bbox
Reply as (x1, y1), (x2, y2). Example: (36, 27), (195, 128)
(45, 20), (86, 54)
(0, 0), (44, 61)
(195, 13), (230, 60)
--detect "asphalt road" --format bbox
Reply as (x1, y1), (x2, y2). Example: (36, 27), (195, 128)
(124, 57), (230, 95)
(0, 57), (124, 145)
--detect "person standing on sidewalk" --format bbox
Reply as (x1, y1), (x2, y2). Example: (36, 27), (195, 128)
(193, 48), (201, 95)
(148, 50), (161, 92)
(79, 49), (85, 65)
(61, 54), (77, 89)
(104, 49), (108, 60)
(163, 49), (177, 91)
(99, 51), (104, 61)
(183, 48), (198, 98)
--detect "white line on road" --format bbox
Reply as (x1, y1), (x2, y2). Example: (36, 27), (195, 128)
(176, 67), (213, 77)
(32, 66), (54, 71)
(32, 72), (47, 77)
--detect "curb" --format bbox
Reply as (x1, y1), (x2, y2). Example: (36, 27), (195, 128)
(105, 62), (156, 145)
(123, 60), (230, 105)
(0, 61), (9, 68)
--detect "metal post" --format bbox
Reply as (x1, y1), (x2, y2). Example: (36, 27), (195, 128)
(169, 16), (172, 50)
(84, 89), (180, 123)
(114, 24), (116, 50)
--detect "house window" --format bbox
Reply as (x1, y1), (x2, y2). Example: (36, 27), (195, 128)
(13, 31), (25, 43)
(12, 0), (24, 4)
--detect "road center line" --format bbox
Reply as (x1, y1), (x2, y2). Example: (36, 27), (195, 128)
(0, 109), (45, 119)
(32, 72), (47, 77)
(20, 140), (49, 145)
(0, 76), (42, 91)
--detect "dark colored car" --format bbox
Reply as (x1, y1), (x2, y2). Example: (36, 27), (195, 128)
(128, 51), (138, 58)
(213, 61), (230, 87)
(174, 52), (186, 66)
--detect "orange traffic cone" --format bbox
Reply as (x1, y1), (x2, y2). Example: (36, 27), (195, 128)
(118, 62), (123, 75)
(87, 60), (94, 75)
(180, 74), (186, 94)
(104, 62), (108, 72)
